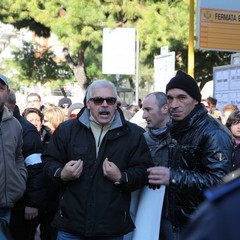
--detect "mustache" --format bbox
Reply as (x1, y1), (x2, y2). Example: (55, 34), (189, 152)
(99, 109), (110, 115)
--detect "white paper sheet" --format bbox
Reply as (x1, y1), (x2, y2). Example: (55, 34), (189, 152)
(124, 185), (166, 240)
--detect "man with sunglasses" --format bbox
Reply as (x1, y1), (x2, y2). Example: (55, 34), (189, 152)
(42, 79), (153, 240)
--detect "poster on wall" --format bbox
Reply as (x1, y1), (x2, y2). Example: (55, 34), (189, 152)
(154, 52), (175, 93)
(213, 64), (240, 111)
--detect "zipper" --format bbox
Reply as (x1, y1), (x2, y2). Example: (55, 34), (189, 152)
(97, 126), (104, 147)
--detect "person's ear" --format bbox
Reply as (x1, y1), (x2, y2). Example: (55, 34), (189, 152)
(86, 101), (90, 109)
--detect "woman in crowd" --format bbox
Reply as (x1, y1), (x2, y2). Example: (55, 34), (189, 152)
(41, 106), (66, 240)
(22, 107), (59, 240)
(42, 106), (66, 133)
(22, 107), (52, 148)
(226, 110), (240, 171)
(222, 104), (239, 124)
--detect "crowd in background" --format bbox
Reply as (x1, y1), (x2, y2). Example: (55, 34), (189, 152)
(0, 71), (240, 240)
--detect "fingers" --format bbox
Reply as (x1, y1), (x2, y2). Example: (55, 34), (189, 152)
(103, 157), (111, 167)
(103, 158), (111, 176)
(148, 184), (161, 190)
(147, 166), (164, 173)
(103, 158), (114, 172)
(24, 207), (38, 220)
(147, 166), (170, 186)
(67, 160), (82, 167)
(71, 160), (83, 178)
(102, 158), (121, 182)
(75, 160), (83, 177)
(62, 160), (83, 180)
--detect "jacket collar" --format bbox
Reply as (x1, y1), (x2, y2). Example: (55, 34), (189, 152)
(78, 107), (123, 130)
(169, 103), (207, 138)
(1, 106), (13, 122)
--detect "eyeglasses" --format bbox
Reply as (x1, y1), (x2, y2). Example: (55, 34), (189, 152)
(89, 97), (117, 105)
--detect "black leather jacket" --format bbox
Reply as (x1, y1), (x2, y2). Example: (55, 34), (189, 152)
(168, 103), (232, 228)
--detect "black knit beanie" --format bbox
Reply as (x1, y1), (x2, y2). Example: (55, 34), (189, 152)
(166, 70), (201, 103)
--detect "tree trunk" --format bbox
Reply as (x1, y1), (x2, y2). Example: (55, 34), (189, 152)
(63, 47), (88, 99)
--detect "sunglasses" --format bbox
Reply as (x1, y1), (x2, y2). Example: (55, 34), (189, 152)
(61, 103), (70, 109)
(89, 97), (117, 105)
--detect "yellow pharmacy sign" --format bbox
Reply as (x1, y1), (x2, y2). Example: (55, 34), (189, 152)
(199, 8), (240, 51)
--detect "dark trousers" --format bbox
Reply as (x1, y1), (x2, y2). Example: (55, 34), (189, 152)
(10, 208), (57, 240)
(10, 208), (39, 240)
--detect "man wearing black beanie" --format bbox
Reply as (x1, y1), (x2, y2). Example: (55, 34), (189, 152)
(166, 70), (201, 103)
(147, 70), (233, 239)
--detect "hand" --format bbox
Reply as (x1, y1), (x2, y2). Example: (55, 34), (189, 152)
(147, 166), (170, 186)
(102, 158), (121, 182)
(25, 206), (38, 220)
(61, 160), (83, 181)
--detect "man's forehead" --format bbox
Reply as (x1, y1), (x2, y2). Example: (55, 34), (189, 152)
(167, 88), (189, 96)
(92, 86), (115, 95)
(143, 96), (155, 106)
(28, 96), (40, 100)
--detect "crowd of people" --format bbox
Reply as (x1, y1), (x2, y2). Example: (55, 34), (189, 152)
(0, 70), (239, 240)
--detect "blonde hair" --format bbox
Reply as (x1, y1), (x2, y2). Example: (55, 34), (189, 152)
(43, 106), (65, 131)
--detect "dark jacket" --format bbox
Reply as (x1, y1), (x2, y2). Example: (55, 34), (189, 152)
(144, 128), (173, 167)
(231, 141), (240, 171)
(12, 105), (45, 210)
(42, 108), (153, 237)
(182, 174), (240, 240)
(168, 103), (232, 228)
(144, 127), (176, 218)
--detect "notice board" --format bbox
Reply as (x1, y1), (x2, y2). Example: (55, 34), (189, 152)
(154, 52), (175, 93)
(196, 0), (240, 51)
(213, 64), (240, 111)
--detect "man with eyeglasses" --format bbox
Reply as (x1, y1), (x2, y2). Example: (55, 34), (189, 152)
(42, 79), (153, 240)
(26, 93), (44, 111)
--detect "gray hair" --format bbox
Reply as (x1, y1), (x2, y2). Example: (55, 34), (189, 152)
(86, 80), (118, 101)
(145, 92), (168, 109)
